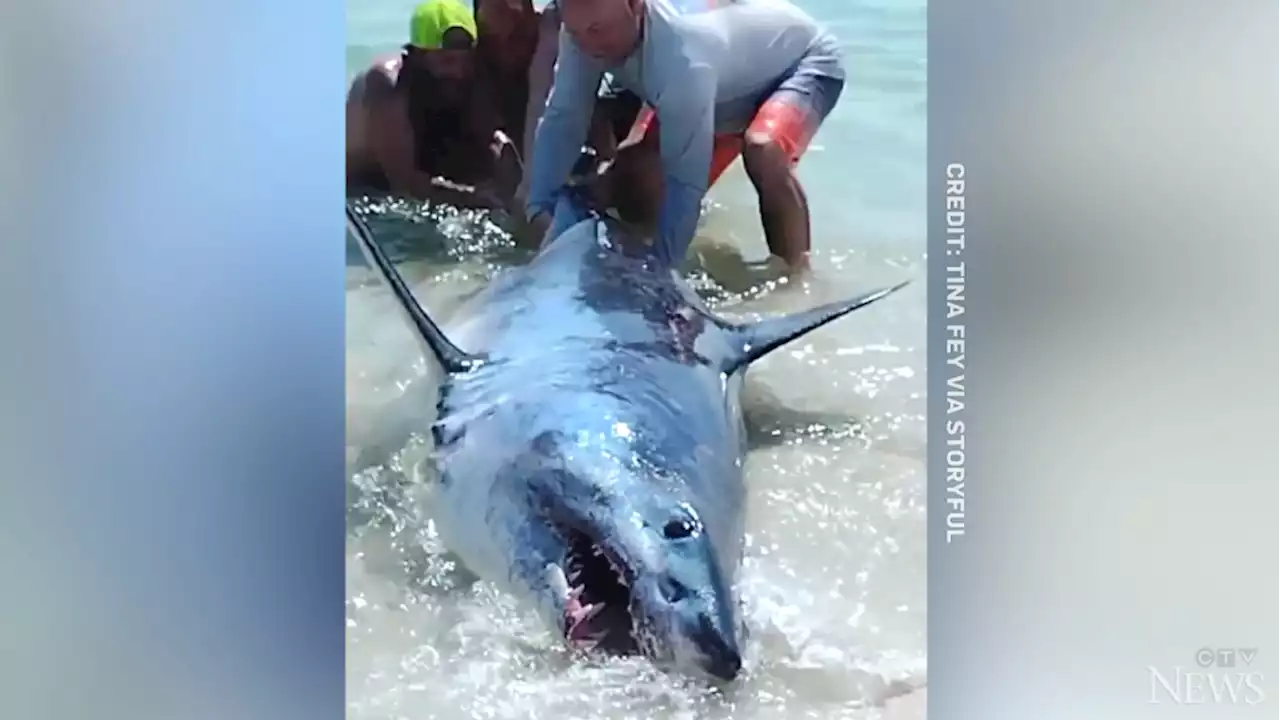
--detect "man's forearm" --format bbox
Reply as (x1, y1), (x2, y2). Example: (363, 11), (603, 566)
(525, 109), (595, 219)
(423, 183), (495, 210)
(521, 12), (561, 187)
(524, 37), (601, 220)
(394, 173), (498, 210)
(652, 67), (717, 266)
(655, 181), (705, 266)
(654, 129), (713, 263)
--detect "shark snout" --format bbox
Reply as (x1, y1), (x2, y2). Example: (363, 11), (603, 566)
(690, 613), (742, 681)
(657, 577), (743, 682)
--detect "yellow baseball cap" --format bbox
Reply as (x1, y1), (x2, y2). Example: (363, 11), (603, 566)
(408, 0), (478, 50)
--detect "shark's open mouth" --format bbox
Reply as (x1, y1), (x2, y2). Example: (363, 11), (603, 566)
(554, 525), (640, 655)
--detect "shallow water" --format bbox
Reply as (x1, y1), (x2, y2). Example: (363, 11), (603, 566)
(345, 0), (926, 717)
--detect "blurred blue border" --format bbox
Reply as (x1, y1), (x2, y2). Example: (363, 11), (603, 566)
(0, 1), (346, 717)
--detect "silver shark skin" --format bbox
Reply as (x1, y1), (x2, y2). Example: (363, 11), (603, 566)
(346, 195), (908, 683)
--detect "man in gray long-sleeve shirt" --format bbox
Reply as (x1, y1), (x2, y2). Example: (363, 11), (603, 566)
(523, 0), (844, 272)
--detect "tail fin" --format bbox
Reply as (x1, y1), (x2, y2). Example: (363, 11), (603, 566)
(345, 202), (481, 374)
(722, 280), (911, 374)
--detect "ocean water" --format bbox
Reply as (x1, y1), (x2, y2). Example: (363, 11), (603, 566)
(344, 0), (928, 717)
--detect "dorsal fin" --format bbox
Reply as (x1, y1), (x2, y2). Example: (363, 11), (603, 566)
(345, 202), (482, 374)
(722, 280), (912, 374)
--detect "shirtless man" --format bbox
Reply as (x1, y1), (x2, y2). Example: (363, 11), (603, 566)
(525, 0), (846, 273)
(345, 0), (519, 210)
(346, 0), (658, 237)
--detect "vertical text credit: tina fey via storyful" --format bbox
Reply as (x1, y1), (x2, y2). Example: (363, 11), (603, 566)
(943, 163), (966, 543)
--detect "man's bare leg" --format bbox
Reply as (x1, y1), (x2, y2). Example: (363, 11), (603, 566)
(737, 73), (845, 275)
(742, 134), (811, 272)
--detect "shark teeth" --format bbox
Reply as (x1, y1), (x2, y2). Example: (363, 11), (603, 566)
(583, 544), (630, 587)
(570, 602), (604, 626)
(549, 535), (639, 652)
(545, 563), (569, 598)
(564, 592), (606, 644)
(549, 563), (601, 649)
(570, 629), (612, 652)
(567, 603), (607, 646)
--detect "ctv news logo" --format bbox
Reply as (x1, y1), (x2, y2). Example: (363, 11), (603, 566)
(1148, 648), (1266, 706)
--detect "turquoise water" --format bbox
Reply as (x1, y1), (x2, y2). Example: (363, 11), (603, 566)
(345, 1), (927, 717)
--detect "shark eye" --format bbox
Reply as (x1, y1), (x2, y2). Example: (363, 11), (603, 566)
(662, 517), (699, 540)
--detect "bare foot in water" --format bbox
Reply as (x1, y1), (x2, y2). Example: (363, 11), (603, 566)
(686, 236), (808, 296)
